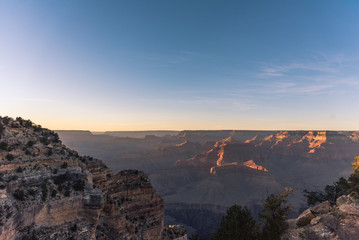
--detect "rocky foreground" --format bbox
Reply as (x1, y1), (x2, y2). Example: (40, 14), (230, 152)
(0, 117), (187, 240)
(282, 193), (359, 240)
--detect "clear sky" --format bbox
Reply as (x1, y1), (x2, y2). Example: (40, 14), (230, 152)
(1, 0), (359, 131)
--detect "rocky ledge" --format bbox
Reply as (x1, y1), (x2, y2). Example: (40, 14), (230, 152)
(0, 116), (187, 240)
(282, 193), (359, 240)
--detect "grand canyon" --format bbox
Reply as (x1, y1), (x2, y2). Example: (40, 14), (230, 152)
(57, 129), (359, 237)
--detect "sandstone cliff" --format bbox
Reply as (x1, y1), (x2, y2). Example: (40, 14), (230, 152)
(0, 117), (184, 240)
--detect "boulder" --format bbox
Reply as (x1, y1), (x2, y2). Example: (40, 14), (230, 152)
(311, 200), (332, 215)
(296, 209), (315, 227)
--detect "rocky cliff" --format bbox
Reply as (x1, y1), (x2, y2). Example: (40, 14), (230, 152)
(0, 117), (184, 240)
(282, 193), (359, 240)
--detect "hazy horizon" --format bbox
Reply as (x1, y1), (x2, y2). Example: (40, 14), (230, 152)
(56, 128), (359, 132)
(1, 1), (359, 131)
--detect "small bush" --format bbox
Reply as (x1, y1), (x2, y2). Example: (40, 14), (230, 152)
(51, 189), (57, 198)
(0, 123), (4, 135)
(45, 149), (53, 157)
(64, 190), (71, 197)
(60, 162), (68, 169)
(26, 141), (34, 147)
(0, 142), (8, 151)
(5, 154), (14, 161)
(13, 189), (25, 201)
(39, 137), (50, 145)
(33, 125), (42, 132)
(41, 182), (48, 201)
(70, 224), (78, 232)
(10, 122), (20, 128)
(2, 117), (10, 125)
(28, 189), (36, 196)
(73, 179), (85, 191)
(16, 167), (23, 173)
(54, 172), (70, 185)
(8, 175), (18, 182)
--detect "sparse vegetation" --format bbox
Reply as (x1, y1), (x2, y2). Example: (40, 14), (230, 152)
(0, 123), (4, 136)
(10, 122), (20, 128)
(5, 154), (15, 161)
(8, 175), (18, 182)
(16, 166), (23, 173)
(73, 179), (85, 191)
(260, 188), (293, 240)
(33, 125), (42, 132)
(0, 142), (8, 151)
(64, 189), (71, 197)
(26, 141), (34, 147)
(304, 157), (359, 206)
(41, 182), (48, 201)
(60, 162), (68, 169)
(45, 148), (53, 157)
(54, 172), (70, 185)
(28, 189), (36, 197)
(70, 223), (78, 232)
(299, 227), (319, 240)
(51, 189), (57, 198)
(13, 189), (25, 201)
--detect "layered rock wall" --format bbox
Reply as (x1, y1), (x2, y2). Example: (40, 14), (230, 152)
(0, 117), (172, 240)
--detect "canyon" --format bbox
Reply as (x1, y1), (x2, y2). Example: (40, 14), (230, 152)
(57, 129), (359, 237)
(0, 117), (187, 240)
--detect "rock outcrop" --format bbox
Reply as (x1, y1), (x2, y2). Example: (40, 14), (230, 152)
(282, 194), (359, 240)
(0, 117), (185, 240)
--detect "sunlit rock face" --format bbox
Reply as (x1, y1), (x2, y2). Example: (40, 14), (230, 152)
(0, 117), (166, 240)
(57, 129), (359, 238)
(242, 160), (268, 172)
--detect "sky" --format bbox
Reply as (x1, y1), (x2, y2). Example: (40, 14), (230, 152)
(1, 0), (359, 131)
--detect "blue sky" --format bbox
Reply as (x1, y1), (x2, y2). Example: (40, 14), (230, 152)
(1, 0), (359, 130)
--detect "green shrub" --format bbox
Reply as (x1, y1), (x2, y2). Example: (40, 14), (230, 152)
(259, 188), (293, 240)
(209, 205), (260, 240)
(16, 167), (23, 173)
